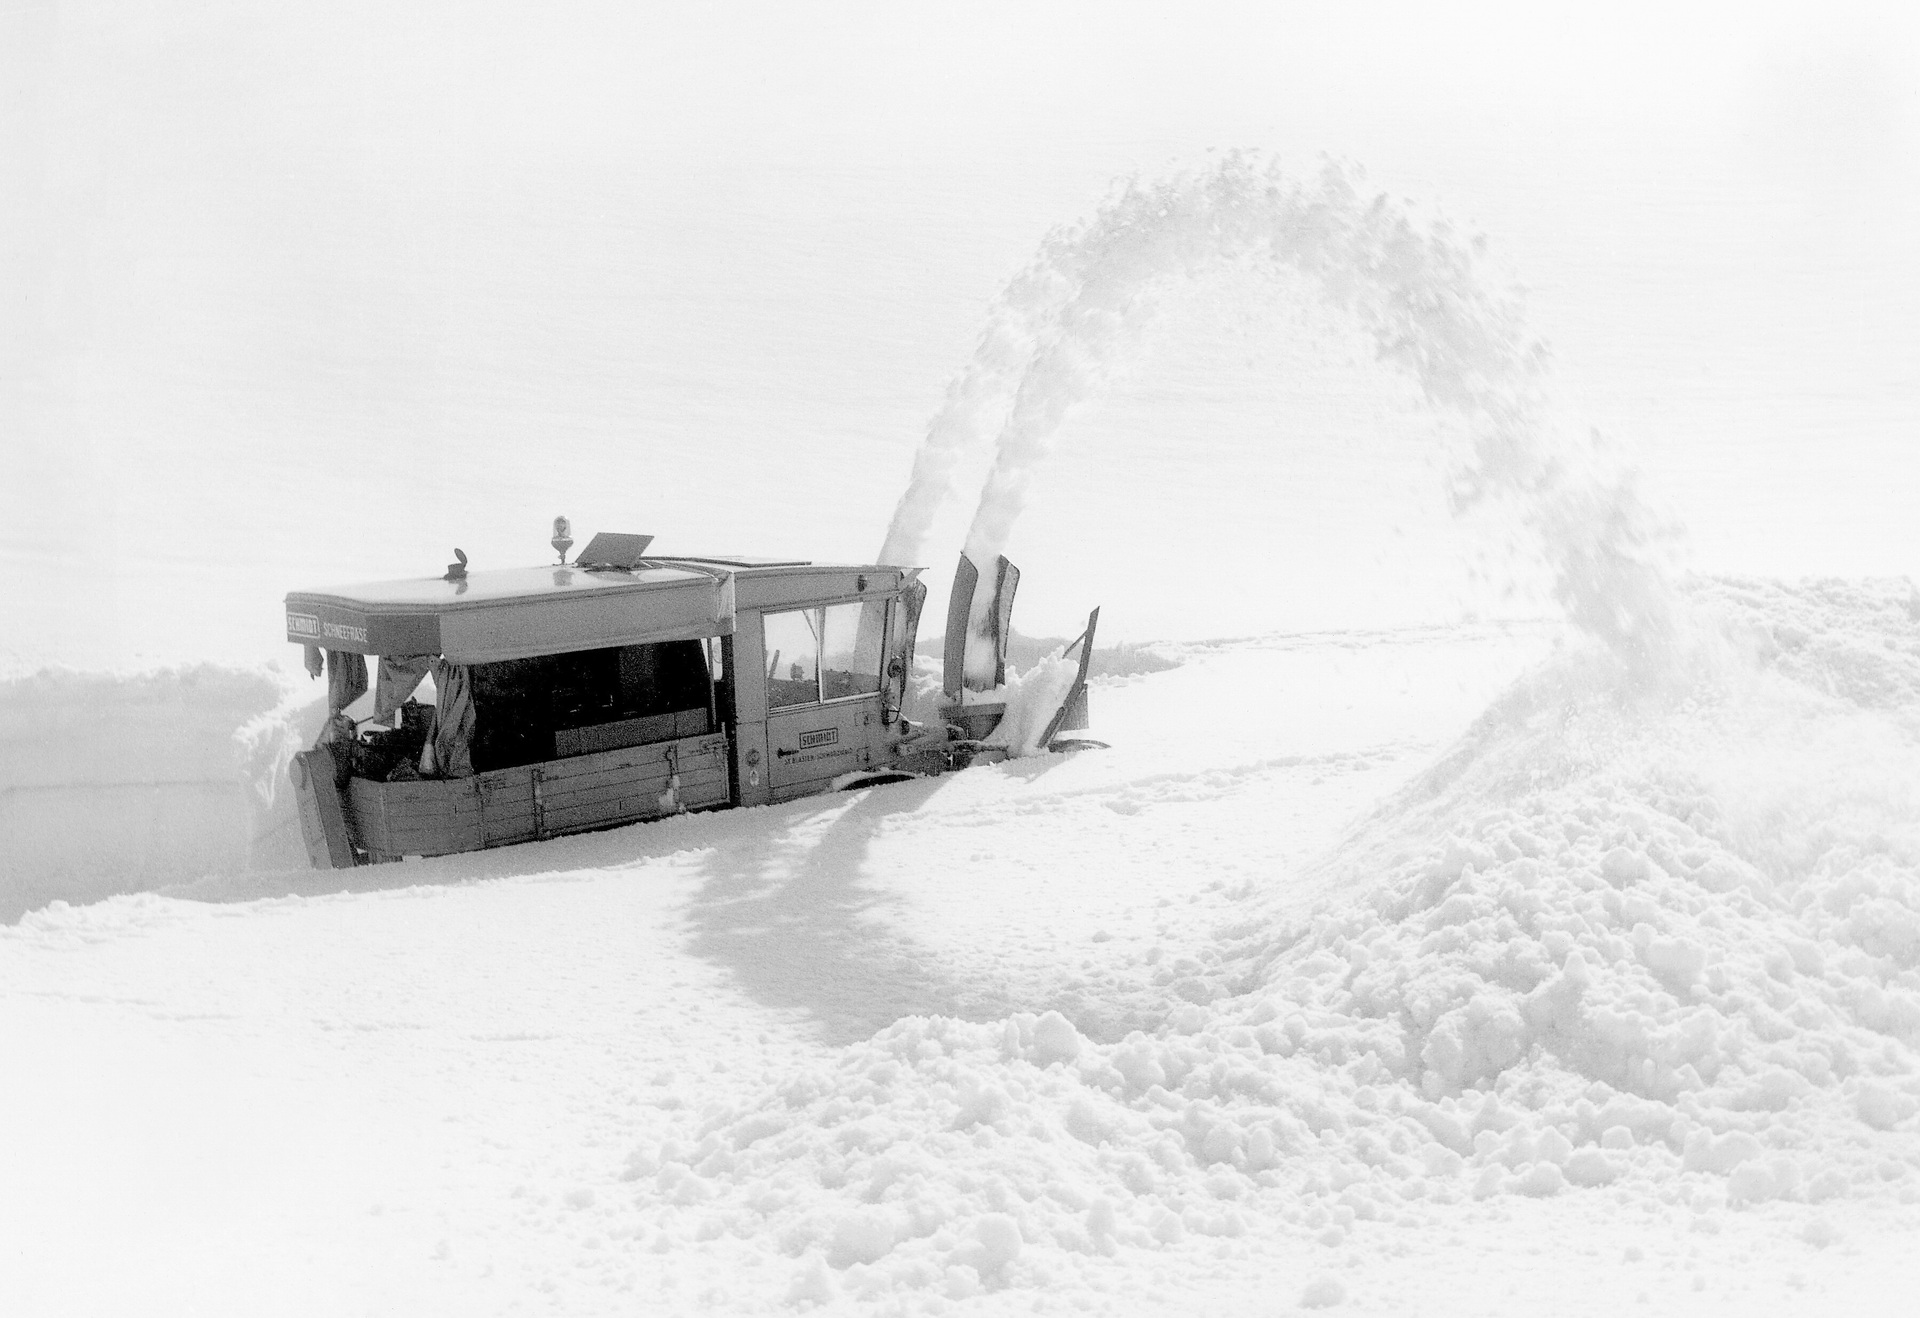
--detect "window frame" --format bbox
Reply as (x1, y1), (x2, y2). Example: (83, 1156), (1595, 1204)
(761, 596), (892, 710)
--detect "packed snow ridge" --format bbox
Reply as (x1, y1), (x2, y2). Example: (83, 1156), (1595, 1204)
(630, 579), (1920, 1306)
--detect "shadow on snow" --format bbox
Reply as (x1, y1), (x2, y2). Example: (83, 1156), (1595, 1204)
(682, 777), (1024, 1046)
(166, 771), (1047, 1046)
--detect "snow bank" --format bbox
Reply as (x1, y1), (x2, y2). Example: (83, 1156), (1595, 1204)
(0, 665), (318, 920)
(629, 578), (1920, 1306)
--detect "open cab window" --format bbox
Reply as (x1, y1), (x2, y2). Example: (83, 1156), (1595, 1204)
(468, 639), (714, 771)
(822, 600), (884, 700)
(764, 601), (886, 708)
(764, 608), (823, 709)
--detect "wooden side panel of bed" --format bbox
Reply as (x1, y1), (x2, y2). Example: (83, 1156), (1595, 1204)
(345, 732), (730, 858)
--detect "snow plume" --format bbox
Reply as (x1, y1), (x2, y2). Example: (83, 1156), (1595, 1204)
(876, 257), (1075, 574)
(880, 154), (1679, 674)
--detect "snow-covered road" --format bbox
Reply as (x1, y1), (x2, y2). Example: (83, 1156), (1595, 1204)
(5, 608), (1916, 1315)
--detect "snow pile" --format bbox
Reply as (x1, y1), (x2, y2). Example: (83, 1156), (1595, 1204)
(978, 649), (1082, 758)
(629, 579), (1920, 1305)
(233, 682), (322, 814)
(231, 677), (331, 868)
(1703, 576), (1920, 717)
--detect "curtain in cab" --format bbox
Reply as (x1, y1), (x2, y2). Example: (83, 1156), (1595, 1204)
(420, 659), (476, 778)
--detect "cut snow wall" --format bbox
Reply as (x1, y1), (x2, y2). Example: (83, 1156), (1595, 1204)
(0, 666), (313, 922)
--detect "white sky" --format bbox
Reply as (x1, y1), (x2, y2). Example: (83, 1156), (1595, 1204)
(2, 2), (1916, 666)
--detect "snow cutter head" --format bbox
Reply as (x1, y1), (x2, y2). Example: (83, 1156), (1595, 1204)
(936, 553), (1098, 750)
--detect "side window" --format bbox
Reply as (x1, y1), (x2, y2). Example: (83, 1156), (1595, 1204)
(821, 601), (885, 700)
(763, 608), (821, 708)
(615, 640), (710, 717)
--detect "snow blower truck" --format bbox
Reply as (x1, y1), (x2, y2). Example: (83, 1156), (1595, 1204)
(284, 528), (1099, 869)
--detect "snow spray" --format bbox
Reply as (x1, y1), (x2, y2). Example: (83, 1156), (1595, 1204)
(879, 154), (1679, 680)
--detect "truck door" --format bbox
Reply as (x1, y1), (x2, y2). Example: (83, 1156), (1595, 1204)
(761, 600), (887, 802)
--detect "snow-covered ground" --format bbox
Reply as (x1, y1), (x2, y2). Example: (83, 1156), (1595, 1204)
(6, 6), (1919, 1314)
(4, 592), (1917, 1315)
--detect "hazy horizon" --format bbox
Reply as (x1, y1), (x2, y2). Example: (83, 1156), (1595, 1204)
(4, 2), (1916, 672)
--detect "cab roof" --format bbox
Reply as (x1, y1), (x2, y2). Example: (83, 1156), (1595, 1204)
(284, 554), (912, 663)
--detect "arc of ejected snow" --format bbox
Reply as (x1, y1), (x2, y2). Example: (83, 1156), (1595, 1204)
(875, 256), (1078, 572)
(888, 153), (1678, 675)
